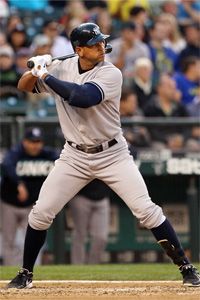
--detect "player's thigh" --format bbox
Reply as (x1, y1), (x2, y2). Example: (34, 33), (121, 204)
(29, 160), (90, 229)
(102, 154), (164, 228)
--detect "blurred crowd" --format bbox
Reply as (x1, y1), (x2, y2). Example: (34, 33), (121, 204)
(0, 0), (200, 152)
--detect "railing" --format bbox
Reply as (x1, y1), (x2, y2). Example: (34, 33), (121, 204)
(1, 116), (199, 146)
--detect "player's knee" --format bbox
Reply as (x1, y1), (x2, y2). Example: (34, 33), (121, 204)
(28, 208), (53, 230)
(139, 204), (165, 229)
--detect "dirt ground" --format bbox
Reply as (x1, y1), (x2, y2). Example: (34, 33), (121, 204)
(0, 280), (200, 300)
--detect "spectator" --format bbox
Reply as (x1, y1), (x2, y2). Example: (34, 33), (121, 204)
(108, 21), (150, 79)
(92, 7), (115, 40)
(173, 56), (200, 106)
(42, 20), (74, 57)
(120, 89), (151, 149)
(148, 21), (178, 86)
(126, 57), (155, 110)
(6, 14), (24, 35)
(0, 127), (58, 265)
(161, 0), (178, 16)
(15, 47), (32, 75)
(166, 133), (185, 153)
(186, 95), (200, 152)
(107, 0), (149, 22)
(129, 6), (149, 42)
(7, 24), (29, 52)
(65, 0), (89, 24)
(120, 89), (143, 117)
(185, 124), (200, 152)
(177, 23), (200, 68)
(0, 45), (20, 98)
(187, 95), (200, 117)
(0, 31), (8, 47)
(143, 74), (189, 148)
(59, 0), (89, 40)
(177, 0), (200, 26)
(83, 0), (108, 16)
(30, 34), (52, 56)
(69, 179), (110, 264)
(158, 13), (186, 54)
(0, 0), (9, 20)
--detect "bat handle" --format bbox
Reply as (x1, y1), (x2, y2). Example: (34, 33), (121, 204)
(27, 60), (35, 69)
(27, 45), (112, 69)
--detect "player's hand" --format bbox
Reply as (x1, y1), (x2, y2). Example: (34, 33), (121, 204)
(17, 182), (29, 202)
(31, 56), (49, 79)
(28, 54), (52, 67)
(43, 54), (52, 66)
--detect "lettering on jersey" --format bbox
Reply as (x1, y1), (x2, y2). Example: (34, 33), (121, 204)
(16, 160), (54, 177)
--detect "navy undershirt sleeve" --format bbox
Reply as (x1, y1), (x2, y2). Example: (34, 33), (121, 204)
(43, 75), (103, 108)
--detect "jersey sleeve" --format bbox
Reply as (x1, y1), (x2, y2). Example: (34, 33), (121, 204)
(87, 64), (123, 102)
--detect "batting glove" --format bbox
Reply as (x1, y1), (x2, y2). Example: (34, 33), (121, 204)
(31, 57), (49, 78)
(28, 54), (52, 67)
(42, 54), (52, 66)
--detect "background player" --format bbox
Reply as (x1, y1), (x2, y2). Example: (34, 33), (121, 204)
(70, 179), (110, 264)
(7, 22), (200, 289)
(1, 127), (58, 265)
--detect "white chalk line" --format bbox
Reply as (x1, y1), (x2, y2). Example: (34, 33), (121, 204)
(0, 280), (182, 284)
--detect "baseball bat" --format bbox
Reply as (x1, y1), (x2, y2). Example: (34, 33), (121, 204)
(27, 44), (112, 69)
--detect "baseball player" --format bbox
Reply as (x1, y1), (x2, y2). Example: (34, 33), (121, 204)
(7, 23), (200, 288)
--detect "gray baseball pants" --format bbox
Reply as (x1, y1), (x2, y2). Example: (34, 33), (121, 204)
(29, 137), (165, 230)
(69, 195), (110, 264)
(1, 202), (31, 265)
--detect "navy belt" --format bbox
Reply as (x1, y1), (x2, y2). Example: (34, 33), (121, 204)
(67, 139), (118, 154)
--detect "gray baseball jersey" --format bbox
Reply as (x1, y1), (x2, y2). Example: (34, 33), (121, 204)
(29, 57), (165, 231)
(35, 57), (123, 145)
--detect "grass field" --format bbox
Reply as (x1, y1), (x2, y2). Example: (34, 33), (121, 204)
(1, 263), (200, 281)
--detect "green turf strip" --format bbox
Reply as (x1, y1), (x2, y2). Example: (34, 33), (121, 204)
(1, 264), (200, 281)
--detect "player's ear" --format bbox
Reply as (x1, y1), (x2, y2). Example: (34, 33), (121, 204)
(76, 46), (84, 57)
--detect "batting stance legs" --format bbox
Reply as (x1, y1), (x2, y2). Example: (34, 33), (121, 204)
(8, 140), (200, 288)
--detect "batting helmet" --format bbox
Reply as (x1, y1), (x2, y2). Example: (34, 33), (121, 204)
(70, 23), (110, 50)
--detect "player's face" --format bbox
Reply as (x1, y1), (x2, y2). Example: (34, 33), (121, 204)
(77, 41), (106, 68)
(23, 139), (44, 156)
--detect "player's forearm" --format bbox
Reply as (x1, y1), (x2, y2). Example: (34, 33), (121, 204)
(44, 75), (102, 108)
(18, 71), (38, 92)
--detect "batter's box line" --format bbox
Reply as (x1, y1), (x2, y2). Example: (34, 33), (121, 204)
(0, 280), (182, 284)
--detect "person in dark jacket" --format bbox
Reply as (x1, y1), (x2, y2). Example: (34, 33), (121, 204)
(0, 127), (58, 265)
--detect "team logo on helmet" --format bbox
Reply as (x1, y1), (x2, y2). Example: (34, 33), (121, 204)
(93, 27), (100, 36)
